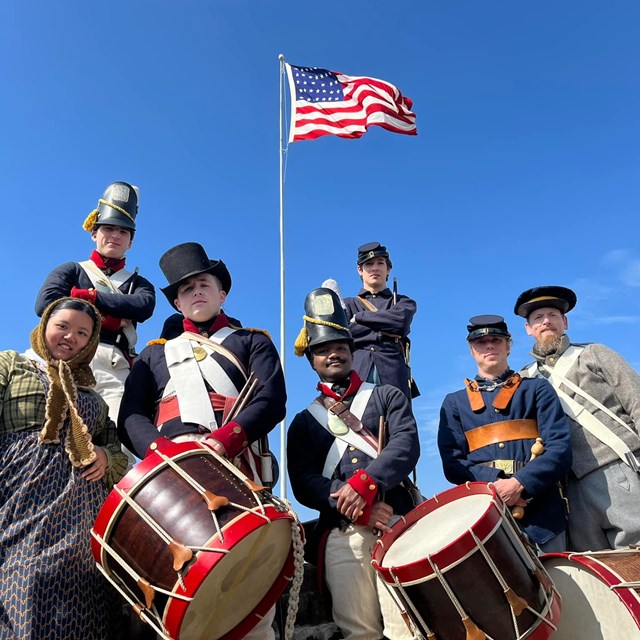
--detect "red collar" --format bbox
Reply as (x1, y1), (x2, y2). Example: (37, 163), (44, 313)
(90, 250), (126, 273)
(183, 312), (230, 337)
(317, 371), (363, 400)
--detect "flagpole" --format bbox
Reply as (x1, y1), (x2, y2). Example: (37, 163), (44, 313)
(278, 53), (288, 499)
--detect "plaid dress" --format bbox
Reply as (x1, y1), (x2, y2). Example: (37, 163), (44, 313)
(0, 351), (127, 639)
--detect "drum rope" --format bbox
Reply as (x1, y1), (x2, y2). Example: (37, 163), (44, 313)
(283, 503), (305, 640)
(470, 530), (521, 638)
(386, 571), (431, 639)
(489, 499), (560, 632)
(426, 555), (496, 639)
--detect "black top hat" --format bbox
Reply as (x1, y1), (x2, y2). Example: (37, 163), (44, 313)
(514, 286), (577, 318)
(294, 288), (353, 356)
(466, 315), (511, 341)
(159, 242), (232, 309)
(94, 182), (139, 232)
(356, 242), (392, 267)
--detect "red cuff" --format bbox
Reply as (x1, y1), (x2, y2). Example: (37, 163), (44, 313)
(347, 470), (378, 508)
(207, 422), (248, 459)
(71, 287), (97, 304)
(101, 315), (121, 332)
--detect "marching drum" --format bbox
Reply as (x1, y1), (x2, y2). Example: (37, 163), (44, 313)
(542, 549), (640, 639)
(92, 438), (301, 640)
(371, 482), (560, 640)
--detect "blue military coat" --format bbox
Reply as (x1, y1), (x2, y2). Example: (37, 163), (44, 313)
(438, 370), (572, 545)
(344, 287), (417, 398)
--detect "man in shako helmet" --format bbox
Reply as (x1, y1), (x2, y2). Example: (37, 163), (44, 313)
(438, 315), (572, 552)
(35, 182), (156, 455)
(515, 285), (640, 551)
(287, 287), (419, 640)
(344, 242), (419, 399)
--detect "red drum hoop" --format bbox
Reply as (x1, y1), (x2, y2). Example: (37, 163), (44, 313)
(372, 482), (560, 640)
(542, 549), (640, 639)
(92, 439), (299, 640)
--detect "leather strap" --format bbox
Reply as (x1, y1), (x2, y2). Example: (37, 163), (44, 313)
(318, 394), (379, 451)
(465, 373), (523, 412)
(465, 419), (539, 452)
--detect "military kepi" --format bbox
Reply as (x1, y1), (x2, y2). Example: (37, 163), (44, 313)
(514, 286), (577, 318)
(83, 181), (139, 234)
(467, 315), (511, 341)
(357, 242), (392, 267)
(294, 288), (352, 356)
(159, 242), (232, 308)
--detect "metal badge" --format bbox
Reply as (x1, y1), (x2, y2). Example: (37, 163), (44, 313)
(111, 184), (130, 203)
(494, 460), (515, 475)
(193, 346), (207, 361)
(328, 413), (349, 436)
(313, 294), (335, 315)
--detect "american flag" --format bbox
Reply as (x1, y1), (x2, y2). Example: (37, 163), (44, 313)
(285, 63), (417, 142)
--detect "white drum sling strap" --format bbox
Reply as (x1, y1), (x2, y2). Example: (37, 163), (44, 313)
(306, 383), (377, 479)
(529, 346), (640, 470)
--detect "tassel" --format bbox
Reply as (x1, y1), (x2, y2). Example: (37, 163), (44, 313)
(83, 209), (99, 231)
(294, 326), (309, 356)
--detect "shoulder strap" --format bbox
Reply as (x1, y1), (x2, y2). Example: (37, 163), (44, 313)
(356, 295), (378, 313)
(183, 331), (247, 377)
(79, 260), (133, 293)
(307, 384), (378, 478)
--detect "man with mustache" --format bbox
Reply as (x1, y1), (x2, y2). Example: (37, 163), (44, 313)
(438, 315), (572, 552)
(344, 242), (419, 399)
(35, 181), (155, 464)
(287, 287), (419, 640)
(515, 286), (640, 551)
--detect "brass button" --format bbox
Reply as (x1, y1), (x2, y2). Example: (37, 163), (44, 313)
(494, 408), (500, 413)
(351, 457), (358, 464)
(369, 484), (376, 491)
(349, 446), (355, 451)
(549, 357), (556, 363)
(498, 442), (505, 449)
(233, 426), (242, 434)
(242, 441), (248, 447)
(360, 473), (367, 481)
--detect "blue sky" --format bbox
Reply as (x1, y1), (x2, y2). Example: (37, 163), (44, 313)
(2, 1), (639, 521)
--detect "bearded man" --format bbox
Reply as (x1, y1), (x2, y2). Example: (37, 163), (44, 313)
(515, 285), (640, 551)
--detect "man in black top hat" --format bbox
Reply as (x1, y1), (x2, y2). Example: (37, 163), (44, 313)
(118, 242), (286, 639)
(35, 182), (155, 460)
(515, 285), (640, 551)
(438, 315), (572, 552)
(344, 242), (418, 399)
(288, 287), (419, 640)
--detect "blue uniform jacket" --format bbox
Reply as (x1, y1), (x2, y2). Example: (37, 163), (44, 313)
(438, 372), (572, 545)
(118, 328), (286, 458)
(35, 261), (155, 354)
(344, 288), (417, 398)
(287, 383), (419, 532)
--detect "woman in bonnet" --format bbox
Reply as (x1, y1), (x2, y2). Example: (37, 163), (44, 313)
(0, 298), (128, 639)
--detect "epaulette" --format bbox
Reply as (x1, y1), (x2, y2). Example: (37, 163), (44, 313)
(243, 327), (272, 340)
(147, 338), (167, 346)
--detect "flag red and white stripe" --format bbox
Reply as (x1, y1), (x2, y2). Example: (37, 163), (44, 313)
(286, 63), (417, 142)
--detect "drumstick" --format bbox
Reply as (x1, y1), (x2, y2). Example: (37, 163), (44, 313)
(512, 438), (545, 520)
(224, 371), (259, 425)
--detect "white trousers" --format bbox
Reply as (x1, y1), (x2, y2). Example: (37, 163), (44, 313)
(325, 525), (413, 640)
(91, 342), (135, 466)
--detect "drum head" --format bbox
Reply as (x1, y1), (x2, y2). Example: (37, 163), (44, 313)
(174, 518), (293, 639)
(543, 556), (640, 639)
(381, 492), (493, 568)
